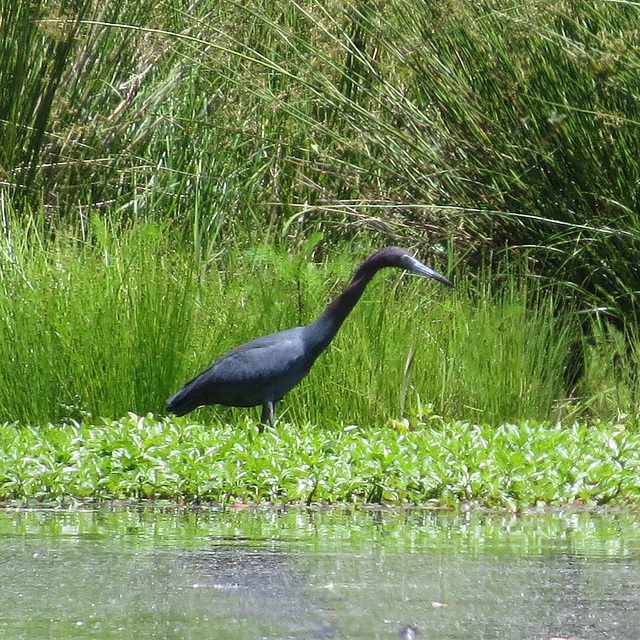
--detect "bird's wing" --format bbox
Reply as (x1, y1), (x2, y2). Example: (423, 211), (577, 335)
(174, 327), (310, 407)
(169, 325), (317, 410)
(209, 328), (308, 383)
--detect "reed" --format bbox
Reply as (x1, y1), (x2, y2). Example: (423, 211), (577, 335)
(0, 217), (586, 426)
(2, 0), (640, 425)
(0, 215), (195, 423)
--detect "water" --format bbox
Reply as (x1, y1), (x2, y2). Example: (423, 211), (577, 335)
(1, 506), (640, 639)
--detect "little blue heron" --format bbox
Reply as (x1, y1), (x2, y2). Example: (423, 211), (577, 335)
(166, 246), (452, 429)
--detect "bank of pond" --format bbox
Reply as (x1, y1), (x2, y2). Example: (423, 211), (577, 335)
(1, 414), (638, 507)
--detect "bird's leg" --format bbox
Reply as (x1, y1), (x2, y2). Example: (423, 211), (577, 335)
(259, 400), (275, 433)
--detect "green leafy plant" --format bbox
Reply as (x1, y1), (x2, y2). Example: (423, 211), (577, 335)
(1, 413), (639, 507)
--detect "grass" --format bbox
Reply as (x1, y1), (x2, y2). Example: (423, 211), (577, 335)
(3, 217), (640, 507)
(1, 413), (638, 508)
(0, 215), (587, 427)
(5, 0), (640, 328)
(4, 212), (640, 425)
(0, 216), (195, 423)
(4, 0), (640, 506)
(4, 0), (640, 323)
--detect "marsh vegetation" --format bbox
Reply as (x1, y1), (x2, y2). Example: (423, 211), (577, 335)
(2, 0), (640, 505)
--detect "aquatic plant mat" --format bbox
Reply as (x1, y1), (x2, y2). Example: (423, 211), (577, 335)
(1, 414), (638, 508)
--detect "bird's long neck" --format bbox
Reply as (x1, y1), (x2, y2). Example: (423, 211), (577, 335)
(305, 260), (380, 357)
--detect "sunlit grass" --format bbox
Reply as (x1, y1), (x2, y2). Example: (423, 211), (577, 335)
(5, 0), (640, 507)
(0, 215), (586, 426)
(5, 1), (640, 319)
(0, 217), (195, 423)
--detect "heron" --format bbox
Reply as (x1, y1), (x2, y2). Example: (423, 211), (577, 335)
(166, 246), (452, 429)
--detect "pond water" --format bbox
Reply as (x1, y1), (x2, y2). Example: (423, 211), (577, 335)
(1, 506), (640, 640)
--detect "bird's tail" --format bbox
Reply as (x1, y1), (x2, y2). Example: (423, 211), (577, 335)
(166, 386), (201, 417)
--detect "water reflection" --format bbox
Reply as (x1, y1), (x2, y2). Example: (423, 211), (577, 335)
(1, 507), (639, 639)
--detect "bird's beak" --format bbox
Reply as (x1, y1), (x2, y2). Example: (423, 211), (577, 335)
(402, 255), (453, 288)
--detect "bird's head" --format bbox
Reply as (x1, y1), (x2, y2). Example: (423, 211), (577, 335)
(369, 246), (453, 288)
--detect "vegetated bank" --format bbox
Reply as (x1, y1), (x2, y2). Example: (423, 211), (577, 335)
(4, 0), (640, 340)
(3, 1), (640, 508)
(2, 221), (640, 509)
(1, 413), (638, 508)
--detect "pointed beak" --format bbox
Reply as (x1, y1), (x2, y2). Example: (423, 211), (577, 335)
(402, 255), (453, 288)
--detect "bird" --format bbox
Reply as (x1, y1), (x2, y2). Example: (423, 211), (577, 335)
(166, 246), (452, 430)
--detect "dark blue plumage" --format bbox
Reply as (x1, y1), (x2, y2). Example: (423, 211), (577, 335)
(166, 246), (452, 429)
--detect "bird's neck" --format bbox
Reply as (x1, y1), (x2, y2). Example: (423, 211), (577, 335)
(306, 266), (377, 356)
(323, 272), (372, 327)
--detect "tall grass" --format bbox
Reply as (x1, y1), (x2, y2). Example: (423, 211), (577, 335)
(0, 216), (593, 426)
(3, 0), (640, 425)
(4, 1), (640, 328)
(0, 214), (194, 423)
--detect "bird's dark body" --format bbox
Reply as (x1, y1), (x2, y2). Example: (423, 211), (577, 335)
(168, 326), (320, 413)
(166, 247), (452, 428)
